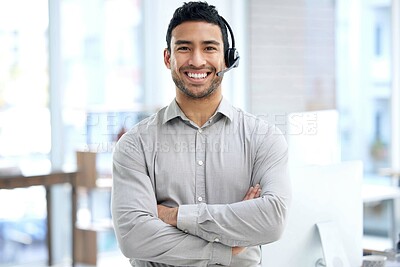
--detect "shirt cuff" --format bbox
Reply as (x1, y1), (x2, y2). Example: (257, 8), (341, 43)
(177, 204), (199, 235)
(210, 242), (232, 266)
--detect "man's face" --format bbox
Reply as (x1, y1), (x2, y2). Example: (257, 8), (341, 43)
(164, 21), (225, 99)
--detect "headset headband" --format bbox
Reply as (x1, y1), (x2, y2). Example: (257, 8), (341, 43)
(219, 16), (235, 49)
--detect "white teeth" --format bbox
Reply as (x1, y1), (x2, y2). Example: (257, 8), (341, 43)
(187, 72), (207, 79)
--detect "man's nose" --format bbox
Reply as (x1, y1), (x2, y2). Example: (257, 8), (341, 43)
(188, 49), (206, 67)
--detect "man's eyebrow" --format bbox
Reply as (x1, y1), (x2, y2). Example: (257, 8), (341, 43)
(175, 40), (192, 45)
(203, 40), (220, 45)
(174, 40), (221, 45)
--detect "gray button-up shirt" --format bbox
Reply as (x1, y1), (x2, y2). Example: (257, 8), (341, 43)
(112, 98), (291, 267)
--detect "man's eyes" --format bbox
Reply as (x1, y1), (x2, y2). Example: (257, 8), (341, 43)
(176, 47), (218, 51)
(177, 46), (190, 51)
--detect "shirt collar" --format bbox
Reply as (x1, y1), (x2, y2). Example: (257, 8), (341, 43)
(162, 99), (187, 124)
(215, 97), (234, 122)
(162, 97), (234, 125)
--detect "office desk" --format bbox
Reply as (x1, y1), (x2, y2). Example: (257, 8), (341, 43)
(0, 170), (77, 266)
(363, 184), (400, 202)
(362, 184), (400, 252)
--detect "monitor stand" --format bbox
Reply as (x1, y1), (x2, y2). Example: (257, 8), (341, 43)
(316, 221), (351, 267)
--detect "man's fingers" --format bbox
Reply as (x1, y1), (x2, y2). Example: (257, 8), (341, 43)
(254, 188), (261, 198)
(243, 186), (257, 200)
(243, 184), (261, 200)
(243, 187), (253, 200)
(157, 205), (178, 226)
(232, 246), (247, 256)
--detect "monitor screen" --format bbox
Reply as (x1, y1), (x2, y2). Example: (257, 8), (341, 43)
(261, 161), (363, 267)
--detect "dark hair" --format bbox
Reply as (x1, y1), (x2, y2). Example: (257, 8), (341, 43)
(166, 1), (229, 55)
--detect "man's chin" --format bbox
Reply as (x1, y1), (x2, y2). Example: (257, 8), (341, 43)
(180, 87), (216, 99)
(173, 76), (221, 99)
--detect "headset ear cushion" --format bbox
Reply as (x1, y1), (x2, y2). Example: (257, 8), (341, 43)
(225, 48), (237, 68)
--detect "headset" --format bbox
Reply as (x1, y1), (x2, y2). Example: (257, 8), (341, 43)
(216, 16), (240, 77)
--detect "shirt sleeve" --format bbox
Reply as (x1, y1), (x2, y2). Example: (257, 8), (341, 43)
(176, 125), (291, 248)
(111, 133), (232, 266)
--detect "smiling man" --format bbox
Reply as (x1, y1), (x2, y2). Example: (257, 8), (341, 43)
(111, 2), (291, 267)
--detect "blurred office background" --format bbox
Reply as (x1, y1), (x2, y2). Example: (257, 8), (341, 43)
(0, 0), (399, 266)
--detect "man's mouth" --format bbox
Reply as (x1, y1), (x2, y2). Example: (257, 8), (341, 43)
(185, 72), (211, 80)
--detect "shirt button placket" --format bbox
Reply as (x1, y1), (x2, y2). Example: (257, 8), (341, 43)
(195, 129), (206, 204)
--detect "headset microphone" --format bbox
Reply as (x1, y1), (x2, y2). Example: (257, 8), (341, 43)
(216, 55), (240, 77)
(217, 16), (240, 77)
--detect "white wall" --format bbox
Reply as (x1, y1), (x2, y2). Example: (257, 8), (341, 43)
(248, 0), (336, 116)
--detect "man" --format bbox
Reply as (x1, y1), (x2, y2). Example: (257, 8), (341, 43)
(111, 2), (291, 266)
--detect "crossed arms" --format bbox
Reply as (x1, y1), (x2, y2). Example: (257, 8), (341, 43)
(157, 185), (262, 256)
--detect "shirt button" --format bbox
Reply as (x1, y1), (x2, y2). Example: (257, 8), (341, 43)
(198, 128), (203, 133)
(198, 196), (203, 202)
(198, 160), (204, 166)
(214, 238), (220, 242)
(184, 229), (188, 233)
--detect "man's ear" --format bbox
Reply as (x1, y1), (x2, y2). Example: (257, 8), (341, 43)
(164, 49), (171, 69)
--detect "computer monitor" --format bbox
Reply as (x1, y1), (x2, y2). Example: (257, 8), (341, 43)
(261, 161), (363, 267)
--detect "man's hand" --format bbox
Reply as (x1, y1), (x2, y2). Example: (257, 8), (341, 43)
(232, 246), (247, 256)
(243, 184), (261, 200)
(157, 205), (178, 227)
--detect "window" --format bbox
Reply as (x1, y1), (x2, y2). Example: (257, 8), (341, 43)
(56, 0), (145, 262)
(59, 0), (144, 166)
(337, 0), (392, 180)
(0, 0), (50, 165)
(0, 0), (50, 265)
(0, 0), (144, 265)
(336, 0), (398, 250)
